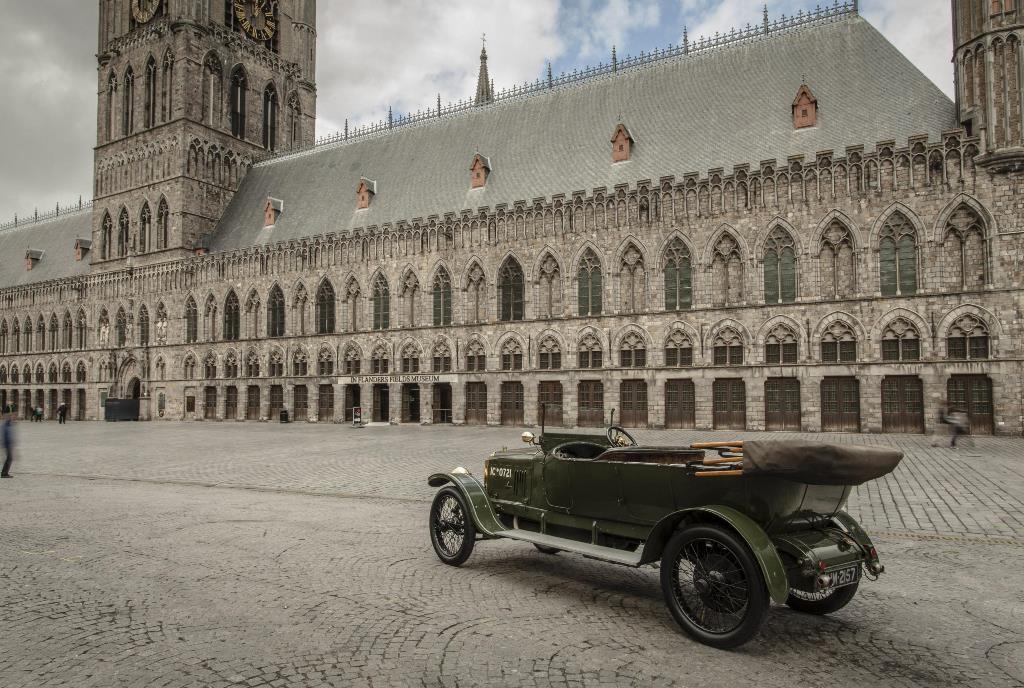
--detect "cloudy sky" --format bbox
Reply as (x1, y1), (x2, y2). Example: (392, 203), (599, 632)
(0, 0), (952, 221)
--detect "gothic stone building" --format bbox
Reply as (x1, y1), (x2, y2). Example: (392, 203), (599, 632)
(0, 1), (1023, 436)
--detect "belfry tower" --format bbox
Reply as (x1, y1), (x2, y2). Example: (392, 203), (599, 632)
(952, 0), (1024, 170)
(92, 0), (317, 269)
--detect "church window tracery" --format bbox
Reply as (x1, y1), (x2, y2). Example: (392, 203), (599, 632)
(663, 238), (692, 311)
(879, 212), (918, 296)
(372, 275), (390, 330)
(498, 257), (524, 322)
(577, 250), (602, 316)
(763, 226), (797, 304)
(433, 269), (452, 326)
(262, 83), (278, 151)
(267, 285), (285, 337)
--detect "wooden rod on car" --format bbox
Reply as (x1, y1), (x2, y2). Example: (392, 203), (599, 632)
(702, 456), (744, 465)
(694, 469), (743, 477)
(690, 441), (744, 449)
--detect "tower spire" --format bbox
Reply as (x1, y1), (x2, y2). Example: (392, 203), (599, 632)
(474, 34), (493, 106)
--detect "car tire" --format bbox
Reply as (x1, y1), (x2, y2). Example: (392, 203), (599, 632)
(429, 486), (476, 566)
(786, 580), (859, 615)
(534, 544), (560, 555)
(660, 524), (770, 650)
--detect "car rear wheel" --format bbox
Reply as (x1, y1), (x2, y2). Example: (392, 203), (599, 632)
(429, 487), (476, 566)
(786, 580), (859, 614)
(660, 524), (770, 650)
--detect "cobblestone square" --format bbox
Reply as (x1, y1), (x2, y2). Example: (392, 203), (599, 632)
(1, 423), (1022, 687)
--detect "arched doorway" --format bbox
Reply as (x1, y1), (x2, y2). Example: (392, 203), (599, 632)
(128, 377), (142, 399)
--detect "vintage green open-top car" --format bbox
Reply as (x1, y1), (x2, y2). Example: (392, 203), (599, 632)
(427, 424), (902, 649)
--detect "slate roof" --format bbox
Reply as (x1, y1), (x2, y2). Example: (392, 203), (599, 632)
(212, 13), (956, 250)
(0, 210), (92, 288)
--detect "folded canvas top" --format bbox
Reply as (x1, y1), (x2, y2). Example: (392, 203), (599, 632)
(743, 441), (903, 485)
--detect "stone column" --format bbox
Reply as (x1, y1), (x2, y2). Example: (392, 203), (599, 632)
(523, 378), (538, 427)
(452, 378), (466, 425)
(389, 383), (400, 423)
(604, 374), (619, 427)
(649, 375), (665, 429)
(360, 383), (372, 423)
(487, 377), (501, 426)
(693, 373), (713, 431)
(420, 383), (431, 424)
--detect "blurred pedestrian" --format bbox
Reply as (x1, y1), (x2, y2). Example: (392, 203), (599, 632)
(57, 403), (67, 424)
(1, 408), (14, 478)
(949, 409), (968, 449)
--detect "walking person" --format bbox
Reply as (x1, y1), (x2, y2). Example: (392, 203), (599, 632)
(949, 408), (969, 449)
(2, 408), (14, 478)
(57, 403), (66, 425)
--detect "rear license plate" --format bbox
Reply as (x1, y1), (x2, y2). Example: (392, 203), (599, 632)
(828, 564), (861, 588)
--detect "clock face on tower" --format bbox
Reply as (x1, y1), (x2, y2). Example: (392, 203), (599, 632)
(233, 0), (278, 42)
(131, 0), (161, 24)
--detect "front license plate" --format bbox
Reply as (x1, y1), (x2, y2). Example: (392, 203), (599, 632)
(828, 564), (861, 588)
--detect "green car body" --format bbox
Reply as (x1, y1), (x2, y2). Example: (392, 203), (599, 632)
(428, 428), (894, 649)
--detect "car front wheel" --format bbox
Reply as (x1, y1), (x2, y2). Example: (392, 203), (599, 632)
(429, 486), (476, 566)
(786, 580), (859, 614)
(660, 524), (770, 650)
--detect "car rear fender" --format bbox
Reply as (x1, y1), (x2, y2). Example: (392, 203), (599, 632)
(428, 470), (504, 537)
(640, 505), (789, 604)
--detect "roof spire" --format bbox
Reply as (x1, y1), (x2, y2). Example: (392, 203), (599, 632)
(474, 33), (493, 105)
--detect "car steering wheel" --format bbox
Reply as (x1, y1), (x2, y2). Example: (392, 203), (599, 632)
(606, 425), (638, 447)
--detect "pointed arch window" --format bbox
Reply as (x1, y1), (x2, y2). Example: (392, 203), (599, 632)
(245, 350), (261, 377)
(61, 311), (73, 349)
(268, 350), (284, 377)
(713, 328), (744, 366)
(466, 340), (486, 372)
(292, 284), (308, 335)
(106, 72), (116, 142)
(465, 264), (485, 324)
(577, 333), (603, 369)
(122, 67), (135, 136)
(343, 346), (361, 375)
(293, 350), (308, 376)
(183, 355), (197, 380)
(344, 279), (360, 332)
(538, 336), (562, 370)
(144, 57), (157, 129)
(663, 239), (692, 311)
(401, 342), (421, 373)
(764, 325), (799, 364)
(821, 322), (857, 362)
(537, 255), (562, 319)
(10, 365), (17, 384)
(139, 203), (151, 254)
(161, 50), (174, 122)
(0, 320), (7, 354)
(224, 352), (239, 378)
(432, 341), (452, 373)
(498, 258), (524, 322)
(101, 212), (113, 260)
(138, 306), (150, 346)
(48, 364), (58, 384)
(184, 296), (198, 343)
(401, 272), (419, 328)
(223, 291), (241, 341)
(60, 362), (71, 384)
(577, 250), (602, 316)
(311, 280), (335, 334)
(262, 83), (278, 151)
(203, 295), (218, 341)
(946, 314), (989, 360)
(619, 245), (646, 313)
(879, 212), (918, 296)
(763, 226), (797, 304)
(156, 198), (169, 249)
(711, 234), (744, 307)
(36, 317), (45, 351)
(230, 67), (247, 139)
(619, 332), (647, 368)
(287, 92), (301, 147)
(48, 315), (58, 352)
(819, 220), (856, 298)
(432, 269), (452, 326)
(204, 353), (218, 379)
(372, 275), (390, 330)
(664, 330), (693, 367)
(21, 317), (31, 352)
(76, 362), (87, 383)
(202, 54), (222, 127)
(943, 206), (987, 289)
(76, 310), (87, 349)
(501, 338), (524, 371)
(318, 348), (335, 376)
(881, 318), (920, 361)
(118, 208), (130, 257)
(267, 285), (285, 337)
(371, 345), (390, 374)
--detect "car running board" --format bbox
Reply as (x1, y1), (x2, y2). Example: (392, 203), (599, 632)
(493, 529), (644, 567)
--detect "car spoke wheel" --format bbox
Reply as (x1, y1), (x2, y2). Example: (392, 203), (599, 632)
(660, 524), (769, 649)
(786, 580), (859, 614)
(429, 486), (476, 566)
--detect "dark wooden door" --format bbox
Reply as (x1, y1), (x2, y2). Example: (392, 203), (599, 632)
(765, 377), (801, 431)
(500, 382), (524, 426)
(620, 380), (648, 427)
(432, 384), (452, 423)
(664, 379), (695, 429)
(225, 386), (238, 420)
(372, 384), (389, 422)
(204, 386), (217, 419)
(246, 385), (260, 420)
(712, 379), (746, 430)
(318, 384), (333, 422)
(538, 381), (563, 427)
(821, 377), (860, 432)
(293, 385), (308, 422)
(76, 389), (86, 420)
(577, 381), (604, 427)
(947, 375), (993, 435)
(401, 384), (420, 423)
(881, 376), (924, 433)
(269, 385), (284, 419)
(465, 382), (487, 425)
(344, 385), (360, 421)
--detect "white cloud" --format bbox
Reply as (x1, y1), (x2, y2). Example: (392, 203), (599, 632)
(557, 0), (662, 62)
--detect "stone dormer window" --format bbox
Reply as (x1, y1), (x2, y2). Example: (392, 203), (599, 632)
(74, 238), (92, 262)
(470, 154), (491, 189)
(25, 249), (43, 271)
(793, 84), (817, 129)
(611, 123), (633, 162)
(356, 177), (376, 210)
(264, 197), (283, 228)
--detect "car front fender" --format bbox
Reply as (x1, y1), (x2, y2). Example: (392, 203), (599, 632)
(641, 504), (789, 605)
(428, 469), (504, 537)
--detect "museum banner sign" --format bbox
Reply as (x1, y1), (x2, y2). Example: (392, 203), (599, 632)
(341, 374), (458, 385)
